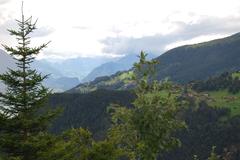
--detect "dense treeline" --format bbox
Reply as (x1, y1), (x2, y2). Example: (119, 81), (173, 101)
(191, 72), (240, 94)
(49, 90), (135, 138)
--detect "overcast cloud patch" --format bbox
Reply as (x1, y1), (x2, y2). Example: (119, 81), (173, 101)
(101, 16), (240, 56)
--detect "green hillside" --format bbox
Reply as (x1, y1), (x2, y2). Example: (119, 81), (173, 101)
(207, 90), (240, 116)
(68, 70), (135, 93)
(155, 33), (240, 83)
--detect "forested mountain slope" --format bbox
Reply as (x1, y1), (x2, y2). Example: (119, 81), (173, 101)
(155, 32), (240, 83)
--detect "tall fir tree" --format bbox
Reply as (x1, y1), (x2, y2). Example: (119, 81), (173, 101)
(0, 4), (58, 160)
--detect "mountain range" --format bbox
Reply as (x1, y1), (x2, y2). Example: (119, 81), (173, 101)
(33, 54), (148, 91)
(36, 56), (115, 81)
(69, 32), (240, 93)
(0, 50), (149, 92)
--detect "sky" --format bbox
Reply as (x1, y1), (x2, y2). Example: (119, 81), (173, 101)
(0, 0), (240, 60)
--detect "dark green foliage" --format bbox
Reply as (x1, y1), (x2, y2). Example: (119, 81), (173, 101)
(0, 7), (58, 160)
(41, 128), (126, 160)
(163, 101), (240, 160)
(40, 128), (92, 160)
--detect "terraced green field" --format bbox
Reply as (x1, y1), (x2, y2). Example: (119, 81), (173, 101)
(204, 90), (240, 116)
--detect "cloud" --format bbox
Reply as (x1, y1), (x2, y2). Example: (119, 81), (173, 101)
(30, 26), (54, 38)
(172, 16), (240, 38)
(1, 0), (240, 59)
(101, 15), (240, 56)
(0, 20), (15, 35)
(72, 26), (90, 30)
(0, 0), (11, 5)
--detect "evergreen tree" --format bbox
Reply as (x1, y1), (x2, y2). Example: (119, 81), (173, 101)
(0, 5), (58, 160)
(108, 51), (186, 160)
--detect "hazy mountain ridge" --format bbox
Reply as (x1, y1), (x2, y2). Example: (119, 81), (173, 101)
(82, 54), (156, 82)
(69, 32), (240, 93)
(0, 49), (16, 92)
(32, 60), (64, 78)
(32, 60), (80, 92)
(0, 50), (80, 92)
(0, 49), (16, 72)
(36, 56), (116, 81)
